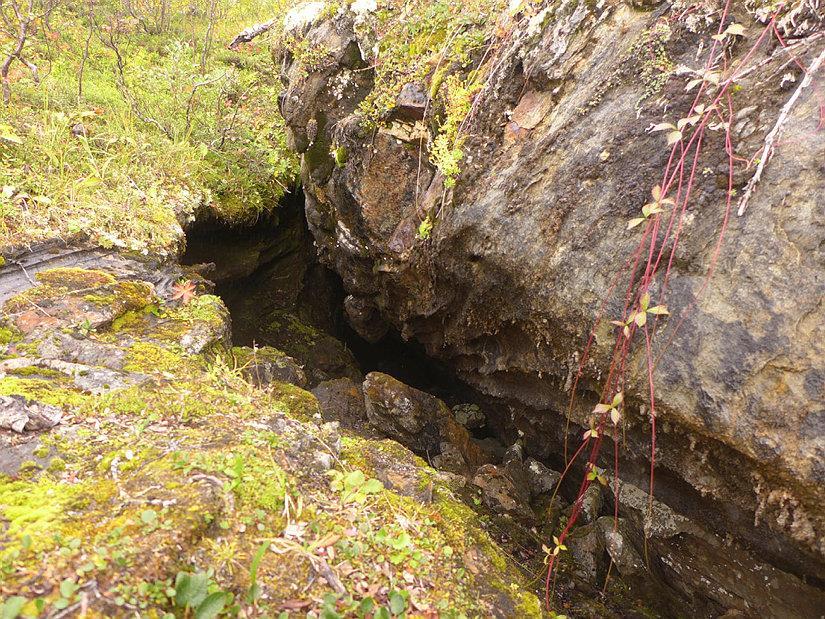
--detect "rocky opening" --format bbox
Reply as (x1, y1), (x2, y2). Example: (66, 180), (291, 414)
(182, 190), (825, 617)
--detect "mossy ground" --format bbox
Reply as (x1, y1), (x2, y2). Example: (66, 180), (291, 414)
(0, 0), (299, 255)
(0, 266), (540, 617)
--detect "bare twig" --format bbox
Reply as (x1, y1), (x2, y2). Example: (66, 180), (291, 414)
(184, 71), (226, 136)
(737, 45), (825, 216)
(311, 556), (346, 594)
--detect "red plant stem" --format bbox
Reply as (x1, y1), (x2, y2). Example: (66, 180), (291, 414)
(542, 1), (814, 610)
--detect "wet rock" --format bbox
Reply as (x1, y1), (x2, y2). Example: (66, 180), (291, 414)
(36, 331), (128, 370)
(363, 372), (495, 469)
(343, 294), (388, 343)
(600, 482), (825, 618)
(0, 395), (62, 432)
(279, 2), (825, 592)
(363, 371), (445, 451)
(178, 297), (231, 354)
(3, 267), (155, 337)
(524, 457), (560, 498)
(566, 523), (606, 583)
(578, 484), (603, 525)
(431, 441), (470, 477)
(311, 377), (367, 430)
(501, 441), (530, 492)
(472, 436), (506, 462)
(452, 403), (485, 430)
(471, 463), (533, 522)
(233, 345), (308, 388)
(0, 357), (146, 394)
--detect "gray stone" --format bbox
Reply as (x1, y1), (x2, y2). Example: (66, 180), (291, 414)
(524, 457), (560, 497)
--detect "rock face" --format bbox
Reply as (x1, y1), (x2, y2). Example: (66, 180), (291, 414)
(276, 0), (825, 612)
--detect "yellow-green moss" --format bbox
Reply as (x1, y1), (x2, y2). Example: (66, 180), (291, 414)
(268, 381), (320, 422)
(7, 365), (64, 378)
(122, 341), (195, 375)
(0, 475), (116, 561)
(0, 376), (86, 408)
(0, 324), (22, 345)
(35, 267), (116, 289)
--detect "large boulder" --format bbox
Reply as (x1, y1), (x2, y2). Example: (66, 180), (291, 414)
(363, 371), (495, 469)
(276, 0), (825, 610)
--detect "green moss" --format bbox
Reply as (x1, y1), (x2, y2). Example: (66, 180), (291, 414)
(0, 324), (22, 345)
(166, 294), (225, 327)
(13, 340), (41, 356)
(0, 474), (115, 561)
(83, 292), (117, 306)
(47, 457), (67, 473)
(35, 267), (116, 289)
(122, 341), (194, 374)
(268, 381), (320, 422)
(7, 365), (64, 378)
(0, 376), (86, 408)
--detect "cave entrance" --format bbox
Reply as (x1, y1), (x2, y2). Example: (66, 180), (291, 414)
(181, 191), (477, 407)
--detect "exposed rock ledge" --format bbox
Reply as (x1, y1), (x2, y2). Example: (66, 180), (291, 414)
(0, 255), (539, 616)
(276, 0), (825, 610)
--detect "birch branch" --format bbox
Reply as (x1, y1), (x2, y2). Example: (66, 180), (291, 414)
(737, 45), (825, 217)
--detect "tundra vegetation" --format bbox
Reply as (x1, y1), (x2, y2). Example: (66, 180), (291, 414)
(1, 0), (824, 617)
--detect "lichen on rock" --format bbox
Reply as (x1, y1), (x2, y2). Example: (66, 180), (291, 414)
(0, 258), (539, 617)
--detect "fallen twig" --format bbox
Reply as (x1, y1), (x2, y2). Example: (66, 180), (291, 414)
(737, 45), (825, 216)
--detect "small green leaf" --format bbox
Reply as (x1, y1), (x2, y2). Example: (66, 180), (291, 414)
(344, 470), (366, 489)
(634, 311), (647, 328)
(59, 579), (78, 599)
(140, 509), (158, 525)
(1, 597), (26, 619)
(175, 572), (209, 609)
(640, 293), (650, 312)
(357, 597), (376, 617)
(388, 590), (408, 615)
(195, 592), (229, 619)
(361, 478), (384, 494)
(627, 217), (646, 229)
(648, 305), (670, 315)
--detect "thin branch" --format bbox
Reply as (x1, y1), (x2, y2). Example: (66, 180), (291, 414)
(228, 17), (276, 50)
(737, 45), (825, 216)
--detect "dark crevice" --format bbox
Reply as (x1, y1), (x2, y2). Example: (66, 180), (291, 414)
(182, 191), (487, 410)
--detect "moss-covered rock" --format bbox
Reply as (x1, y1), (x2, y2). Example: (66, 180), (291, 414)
(0, 258), (540, 617)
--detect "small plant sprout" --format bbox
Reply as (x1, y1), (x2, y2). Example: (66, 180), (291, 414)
(171, 279), (197, 304)
(649, 121), (684, 146)
(677, 104), (708, 132)
(417, 214), (434, 240)
(542, 536), (567, 562)
(685, 69), (722, 92)
(586, 463), (608, 486)
(613, 292), (670, 336)
(594, 391), (624, 426)
(582, 421), (599, 440)
(627, 185), (675, 229)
